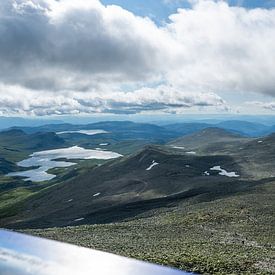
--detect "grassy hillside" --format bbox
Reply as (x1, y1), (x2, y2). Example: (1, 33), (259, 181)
(168, 127), (249, 153)
(0, 129), (66, 162)
(0, 158), (18, 175)
(2, 129), (274, 229)
(0, 143), (255, 229)
(25, 180), (275, 274)
(0, 124), (175, 227)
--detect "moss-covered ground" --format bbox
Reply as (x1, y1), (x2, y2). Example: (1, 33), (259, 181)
(24, 181), (275, 274)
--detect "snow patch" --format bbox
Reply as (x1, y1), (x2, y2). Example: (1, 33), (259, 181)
(74, 218), (85, 222)
(171, 146), (185, 149)
(146, 160), (159, 171)
(93, 193), (101, 197)
(186, 151), (196, 155)
(204, 171), (210, 176)
(210, 166), (239, 178)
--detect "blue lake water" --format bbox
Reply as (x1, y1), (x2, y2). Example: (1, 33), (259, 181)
(7, 146), (122, 182)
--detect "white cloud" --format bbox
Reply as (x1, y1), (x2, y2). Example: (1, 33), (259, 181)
(0, 84), (226, 115)
(0, 0), (174, 91)
(245, 101), (275, 111)
(0, 0), (275, 115)
(165, 0), (275, 96)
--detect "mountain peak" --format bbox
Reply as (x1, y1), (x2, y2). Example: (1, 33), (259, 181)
(168, 127), (247, 151)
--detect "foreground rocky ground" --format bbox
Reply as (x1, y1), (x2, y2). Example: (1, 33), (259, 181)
(24, 180), (275, 274)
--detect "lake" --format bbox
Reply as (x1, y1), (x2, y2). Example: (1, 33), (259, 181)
(7, 146), (122, 182)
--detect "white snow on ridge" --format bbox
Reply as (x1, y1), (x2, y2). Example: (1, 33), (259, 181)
(171, 146), (185, 149)
(74, 218), (85, 222)
(204, 171), (210, 176)
(93, 192), (101, 197)
(57, 129), (108, 135)
(210, 166), (239, 178)
(186, 151), (196, 155)
(99, 143), (109, 146)
(146, 160), (159, 171)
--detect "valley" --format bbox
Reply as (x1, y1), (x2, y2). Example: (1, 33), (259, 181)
(0, 120), (274, 274)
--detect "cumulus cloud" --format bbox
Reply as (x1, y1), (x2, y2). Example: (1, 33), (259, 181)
(76, 86), (227, 114)
(0, 84), (226, 115)
(0, 0), (174, 91)
(166, 0), (275, 96)
(0, 0), (275, 115)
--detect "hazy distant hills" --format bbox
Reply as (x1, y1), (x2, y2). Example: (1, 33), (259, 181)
(0, 129), (67, 181)
(216, 120), (270, 136)
(9, 121), (178, 143)
(164, 120), (275, 137)
(0, 117), (62, 130)
(0, 129), (65, 150)
(168, 127), (247, 151)
(7, 119), (275, 138)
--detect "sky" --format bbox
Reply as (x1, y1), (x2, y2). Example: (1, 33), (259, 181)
(101, 0), (275, 24)
(0, 0), (275, 117)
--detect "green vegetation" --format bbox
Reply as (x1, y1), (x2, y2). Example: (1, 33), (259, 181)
(0, 129), (66, 163)
(0, 127), (151, 224)
(25, 180), (275, 274)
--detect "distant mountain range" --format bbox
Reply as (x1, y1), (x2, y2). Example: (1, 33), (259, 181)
(5, 119), (275, 138)
(164, 120), (275, 137)
(0, 117), (62, 130)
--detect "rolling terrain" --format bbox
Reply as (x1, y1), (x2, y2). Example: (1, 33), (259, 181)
(0, 129), (66, 162)
(168, 127), (248, 153)
(0, 130), (70, 214)
(0, 144), (251, 228)
(27, 179), (275, 274)
(0, 121), (185, 228)
(11, 121), (178, 142)
(9, 119), (275, 138)
(164, 120), (275, 137)
(0, 122), (274, 274)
